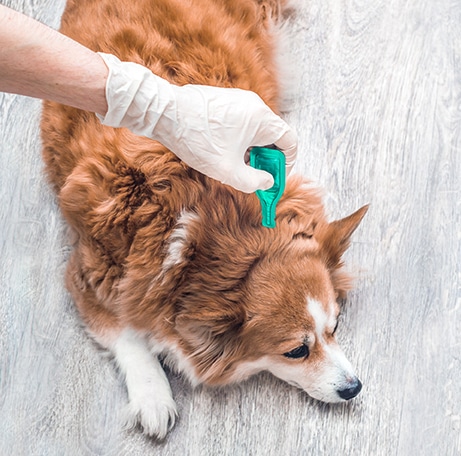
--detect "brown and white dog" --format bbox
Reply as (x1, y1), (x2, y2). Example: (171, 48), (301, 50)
(41, 0), (368, 439)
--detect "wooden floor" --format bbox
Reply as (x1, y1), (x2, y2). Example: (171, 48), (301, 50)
(1, 0), (460, 454)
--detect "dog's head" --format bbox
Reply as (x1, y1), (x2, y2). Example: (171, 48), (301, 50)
(174, 177), (368, 403)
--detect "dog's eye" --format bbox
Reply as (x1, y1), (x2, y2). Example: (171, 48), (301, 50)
(283, 344), (309, 359)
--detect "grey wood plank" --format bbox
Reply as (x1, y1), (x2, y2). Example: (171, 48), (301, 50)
(0, 0), (460, 455)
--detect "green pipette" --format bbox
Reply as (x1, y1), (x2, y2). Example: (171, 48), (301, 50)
(250, 146), (286, 228)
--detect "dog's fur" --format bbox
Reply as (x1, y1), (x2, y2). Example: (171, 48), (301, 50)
(41, 0), (367, 439)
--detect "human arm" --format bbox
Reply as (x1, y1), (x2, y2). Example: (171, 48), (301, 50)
(0, 4), (108, 115)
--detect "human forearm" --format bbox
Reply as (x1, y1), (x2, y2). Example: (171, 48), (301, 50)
(0, 4), (108, 115)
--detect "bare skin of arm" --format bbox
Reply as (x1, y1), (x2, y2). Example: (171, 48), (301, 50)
(0, 4), (108, 115)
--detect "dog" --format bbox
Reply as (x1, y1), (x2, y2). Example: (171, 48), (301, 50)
(41, 0), (368, 439)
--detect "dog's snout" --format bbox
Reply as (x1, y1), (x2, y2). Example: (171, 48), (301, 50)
(337, 378), (362, 400)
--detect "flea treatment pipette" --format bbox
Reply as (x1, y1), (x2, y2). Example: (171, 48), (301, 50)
(250, 146), (286, 228)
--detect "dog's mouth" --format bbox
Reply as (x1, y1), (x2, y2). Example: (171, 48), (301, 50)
(286, 379), (304, 390)
(286, 376), (363, 403)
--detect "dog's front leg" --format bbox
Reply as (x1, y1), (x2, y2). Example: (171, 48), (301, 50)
(108, 328), (177, 439)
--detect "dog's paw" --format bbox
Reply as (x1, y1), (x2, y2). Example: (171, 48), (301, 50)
(123, 392), (178, 439)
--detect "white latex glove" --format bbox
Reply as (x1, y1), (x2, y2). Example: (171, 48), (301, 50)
(97, 53), (297, 193)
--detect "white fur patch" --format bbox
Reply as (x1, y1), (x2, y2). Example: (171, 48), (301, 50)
(307, 299), (337, 338)
(144, 210), (199, 295)
(323, 343), (356, 380)
(162, 210), (198, 273)
(110, 329), (177, 439)
(307, 299), (328, 337)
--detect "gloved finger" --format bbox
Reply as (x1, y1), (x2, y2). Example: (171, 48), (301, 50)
(273, 128), (298, 174)
(222, 166), (274, 193)
(250, 112), (297, 174)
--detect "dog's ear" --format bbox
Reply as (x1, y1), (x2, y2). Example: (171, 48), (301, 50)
(319, 205), (369, 270)
(175, 302), (246, 382)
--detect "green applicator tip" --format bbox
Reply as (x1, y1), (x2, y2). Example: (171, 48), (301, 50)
(250, 146), (286, 228)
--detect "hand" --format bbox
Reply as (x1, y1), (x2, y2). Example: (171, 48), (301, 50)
(97, 53), (297, 193)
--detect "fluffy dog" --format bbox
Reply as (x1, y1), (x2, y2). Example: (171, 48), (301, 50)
(41, 0), (367, 439)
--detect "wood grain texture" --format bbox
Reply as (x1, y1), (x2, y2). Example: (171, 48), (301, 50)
(1, 0), (460, 455)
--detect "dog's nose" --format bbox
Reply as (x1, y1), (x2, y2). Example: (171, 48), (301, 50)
(337, 378), (362, 400)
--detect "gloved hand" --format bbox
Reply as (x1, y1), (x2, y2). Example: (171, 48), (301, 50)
(97, 53), (297, 193)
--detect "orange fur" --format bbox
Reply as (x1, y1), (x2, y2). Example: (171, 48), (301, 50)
(41, 0), (367, 394)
